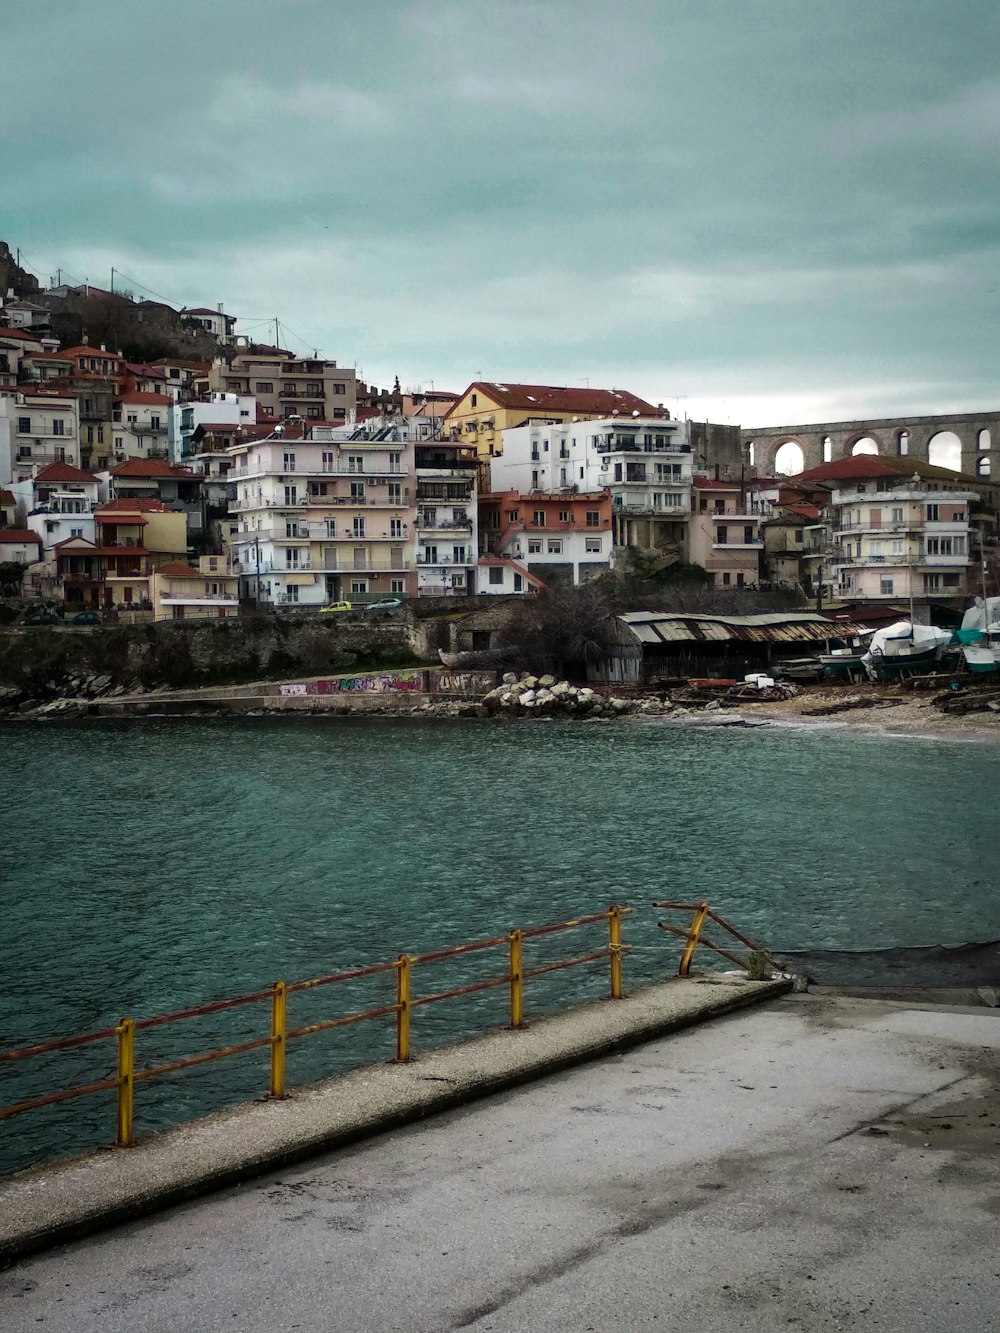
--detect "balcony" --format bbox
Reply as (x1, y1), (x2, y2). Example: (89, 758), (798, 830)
(417, 554), (474, 566)
(416, 517), (473, 532)
(711, 540), (763, 551)
(320, 554), (408, 572)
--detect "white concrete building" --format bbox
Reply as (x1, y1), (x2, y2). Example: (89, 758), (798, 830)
(414, 440), (478, 596)
(19, 462), (99, 555)
(0, 389), (81, 485)
(491, 415), (693, 557)
(228, 423), (416, 607)
(172, 393), (256, 462)
(831, 481), (979, 602)
(112, 392), (171, 462)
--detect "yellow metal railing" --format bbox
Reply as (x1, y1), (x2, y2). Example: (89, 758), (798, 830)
(653, 900), (780, 977)
(0, 906), (631, 1151)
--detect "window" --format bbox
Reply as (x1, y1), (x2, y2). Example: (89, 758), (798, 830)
(531, 470), (540, 489)
(422, 545), (437, 564)
(283, 485), (297, 505)
(558, 510), (570, 523)
(532, 510), (545, 526)
(488, 566), (503, 585)
(351, 579), (368, 594)
(506, 509), (518, 523)
(513, 574), (523, 592)
(348, 454), (364, 473)
(54, 446), (66, 462)
(471, 393), (478, 408)
(391, 579), (405, 593)
(452, 546), (466, 563)
(285, 547), (300, 569)
(737, 573), (745, 588)
(390, 518), (403, 538)
(87, 426), (94, 444)
(17, 416), (30, 432)
(389, 453), (401, 472)
(350, 481), (366, 499)
(891, 508), (904, 522)
(307, 406), (321, 419)
(585, 537), (602, 553)
(352, 516), (366, 538)
(926, 504), (939, 521)
(559, 468), (567, 486)
(150, 416), (160, 430)
(325, 518), (337, 537)
(880, 578), (894, 595)
(71, 527), (83, 538)
(283, 452), (296, 471)
(547, 539), (563, 554)
(126, 413), (137, 425)
(388, 483), (402, 504)
(722, 572), (731, 586)
(52, 418), (66, 436)
(97, 426), (104, 444)
(528, 539), (542, 554)
(744, 526), (754, 543)
(716, 527), (728, 544)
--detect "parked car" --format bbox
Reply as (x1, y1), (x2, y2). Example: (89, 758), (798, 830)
(319, 601), (356, 614)
(21, 609), (60, 626)
(364, 597), (404, 613)
(69, 610), (101, 626)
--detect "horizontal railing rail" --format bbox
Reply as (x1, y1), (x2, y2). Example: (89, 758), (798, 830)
(0, 906), (631, 1152)
(652, 900), (781, 977)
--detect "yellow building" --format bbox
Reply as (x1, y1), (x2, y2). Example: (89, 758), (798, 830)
(94, 498), (188, 608)
(443, 382), (660, 466)
(152, 556), (240, 621)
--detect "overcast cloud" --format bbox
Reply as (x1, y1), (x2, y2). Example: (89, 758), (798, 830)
(2, 0), (997, 426)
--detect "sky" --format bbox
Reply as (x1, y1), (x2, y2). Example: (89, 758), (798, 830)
(2, 0), (998, 427)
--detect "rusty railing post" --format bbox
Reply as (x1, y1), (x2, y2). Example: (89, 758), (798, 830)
(678, 901), (710, 976)
(269, 981), (287, 1098)
(609, 905), (624, 999)
(396, 954), (412, 1062)
(116, 1017), (135, 1147)
(509, 929), (524, 1028)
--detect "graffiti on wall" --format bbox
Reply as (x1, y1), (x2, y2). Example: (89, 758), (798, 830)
(430, 670), (498, 695)
(297, 670), (427, 694)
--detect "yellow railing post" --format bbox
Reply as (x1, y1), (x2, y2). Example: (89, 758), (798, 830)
(509, 929), (524, 1028)
(269, 981), (287, 1099)
(608, 905), (624, 999)
(678, 900), (710, 976)
(116, 1017), (135, 1147)
(396, 954), (412, 1062)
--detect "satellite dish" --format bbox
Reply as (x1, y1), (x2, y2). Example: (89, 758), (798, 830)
(632, 410), (640, 418)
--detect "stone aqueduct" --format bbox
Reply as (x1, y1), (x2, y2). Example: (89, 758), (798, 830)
(742, 411), (1000, 479)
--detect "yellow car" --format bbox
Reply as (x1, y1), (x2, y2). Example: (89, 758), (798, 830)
(319, 601), (355, 614)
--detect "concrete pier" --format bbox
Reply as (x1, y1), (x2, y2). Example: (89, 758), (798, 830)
(0, 975), (788, 1266)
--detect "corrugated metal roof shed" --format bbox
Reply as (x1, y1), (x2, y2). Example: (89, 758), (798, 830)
(614, 611), (868, 646)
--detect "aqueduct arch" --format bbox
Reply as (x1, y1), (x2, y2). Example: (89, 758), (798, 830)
(744, 410), (1000, 480)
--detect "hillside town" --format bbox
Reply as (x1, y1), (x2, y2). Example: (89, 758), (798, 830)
(1, 242), (998, 638)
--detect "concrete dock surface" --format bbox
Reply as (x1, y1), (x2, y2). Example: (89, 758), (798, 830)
(0, 975), (788, 1267)
(2, 991), (999, 1332)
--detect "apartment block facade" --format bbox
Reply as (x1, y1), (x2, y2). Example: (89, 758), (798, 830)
(415, 440), (478, 596)
(228, 424), (415, 606)
(831, 483), (978, 601)
(210, 352), (357, 425)
(687, 479), (770, 587)
(478, 491), (613, 590)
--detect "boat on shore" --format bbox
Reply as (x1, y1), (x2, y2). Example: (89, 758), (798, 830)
(861, 621), (952, 681)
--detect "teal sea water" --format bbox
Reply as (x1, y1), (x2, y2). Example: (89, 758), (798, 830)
(2, 716), (999, 1172)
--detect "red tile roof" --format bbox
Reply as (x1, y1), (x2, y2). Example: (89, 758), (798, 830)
(0, 327), (43, 342)
(183, 308), (227, 317)
(782, 503), (821, 521)
(97, 497), (171, 514)
(19, 387), (78, 399)
(447, 382), (660, 419)
(34, 462), (94, 484)
(0, 528), (41, 543)
(156, 562), (202, 577)
(58, 345), (125, 361)
(110, 458), (193, 478)
(117, 391), (172, 405)
(0, 488), (14, 506)
(693, 477), (742, 489)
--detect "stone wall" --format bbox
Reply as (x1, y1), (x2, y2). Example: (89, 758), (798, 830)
(0, 616), (418, 696)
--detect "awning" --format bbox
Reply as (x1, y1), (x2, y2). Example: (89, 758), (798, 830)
(283, 573), (317, 586)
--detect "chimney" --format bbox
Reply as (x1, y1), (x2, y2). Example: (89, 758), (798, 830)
(217, 303), (224, 313)
(100, 343), (106, 352)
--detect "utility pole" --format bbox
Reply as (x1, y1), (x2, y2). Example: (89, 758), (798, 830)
(111, 267), (115, 294)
